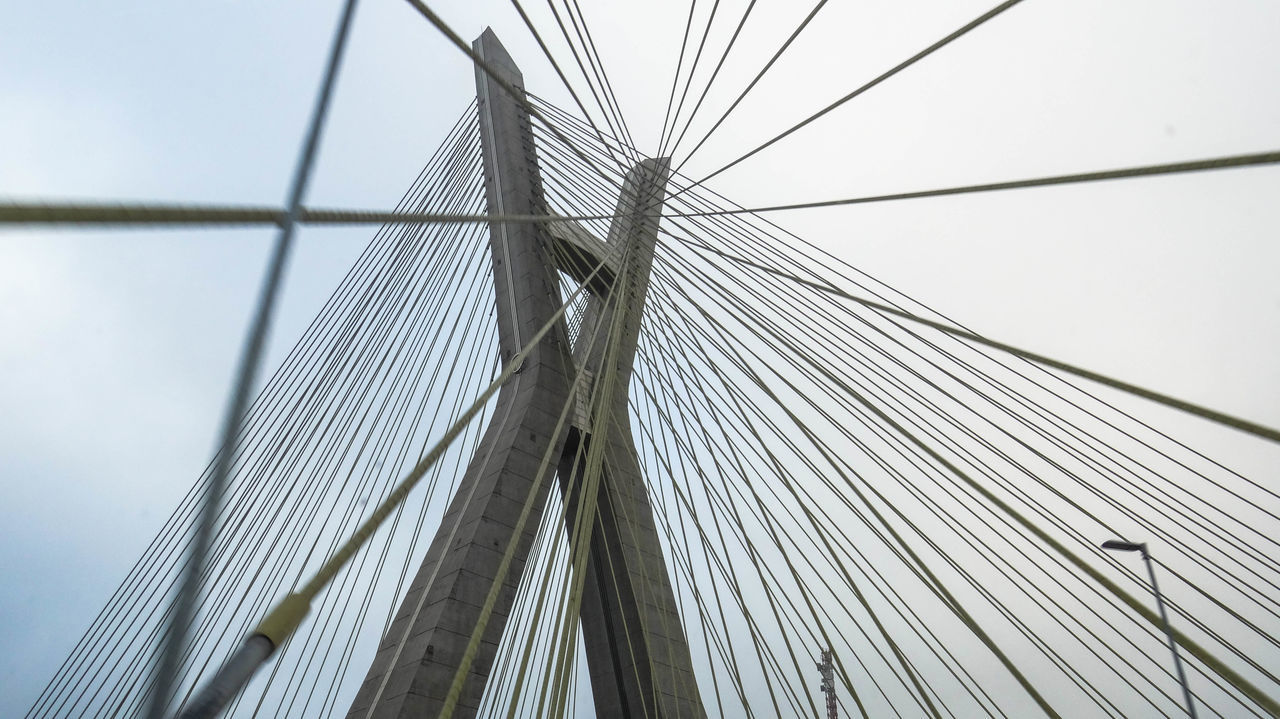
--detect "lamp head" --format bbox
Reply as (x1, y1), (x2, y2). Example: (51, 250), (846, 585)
(1102, 539), (1145, 553)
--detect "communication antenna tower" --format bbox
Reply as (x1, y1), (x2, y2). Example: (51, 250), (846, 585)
(818, 647), (838, 719)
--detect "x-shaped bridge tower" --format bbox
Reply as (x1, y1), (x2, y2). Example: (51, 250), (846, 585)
(346, 29), (706, 719)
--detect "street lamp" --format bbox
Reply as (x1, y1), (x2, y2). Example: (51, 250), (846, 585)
(1102, 539), (1198, 718)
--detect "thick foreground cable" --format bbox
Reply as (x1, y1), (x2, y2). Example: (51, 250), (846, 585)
(7, 152), (1276, 229)
(145, 2), (361, 717)
(176, 637), (272, 719)
(0, 203), (620, 227)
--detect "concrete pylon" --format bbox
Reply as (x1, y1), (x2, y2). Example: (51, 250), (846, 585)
(557, 156), (706, 719)
(346, 29), (704, 718)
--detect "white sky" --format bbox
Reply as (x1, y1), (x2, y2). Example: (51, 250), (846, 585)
(1, 0), (1277, 715)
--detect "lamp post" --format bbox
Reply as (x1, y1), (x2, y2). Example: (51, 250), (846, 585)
(1102, 539), (1198, 718)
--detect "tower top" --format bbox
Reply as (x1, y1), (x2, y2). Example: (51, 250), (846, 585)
(473, 28), (523, 88)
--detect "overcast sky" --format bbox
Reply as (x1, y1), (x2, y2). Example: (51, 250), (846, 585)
(1, 0), (1278, 715)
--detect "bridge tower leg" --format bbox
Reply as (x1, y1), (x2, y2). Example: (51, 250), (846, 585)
(558, 155), (706, 719)
(346, 28), (705, 719)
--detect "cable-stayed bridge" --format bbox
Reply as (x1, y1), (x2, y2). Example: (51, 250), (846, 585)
(3, 2), (1279, 718)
